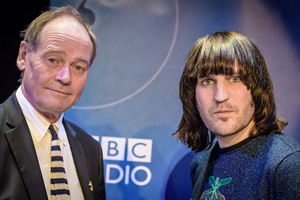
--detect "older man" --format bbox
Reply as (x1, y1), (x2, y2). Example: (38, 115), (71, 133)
(0, 6), (105, 200)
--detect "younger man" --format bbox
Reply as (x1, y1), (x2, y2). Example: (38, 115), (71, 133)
(174, 31), (300, 199)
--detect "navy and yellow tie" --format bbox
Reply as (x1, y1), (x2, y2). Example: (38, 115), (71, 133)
(49, 125), (71, 200)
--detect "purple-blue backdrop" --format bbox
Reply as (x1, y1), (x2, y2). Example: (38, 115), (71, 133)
(48, 0), (300, 199)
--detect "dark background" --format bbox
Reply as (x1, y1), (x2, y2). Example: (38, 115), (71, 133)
(1, 0), (50, 103)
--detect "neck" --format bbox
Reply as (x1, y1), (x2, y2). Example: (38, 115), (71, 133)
(216, 120), (255, 149)
(38, 111), (61, 124)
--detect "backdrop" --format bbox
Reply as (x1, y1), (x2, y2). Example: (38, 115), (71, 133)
(46, 0), (300, 199)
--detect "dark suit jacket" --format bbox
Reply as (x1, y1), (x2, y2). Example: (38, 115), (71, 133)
(0, 92), (106, 200)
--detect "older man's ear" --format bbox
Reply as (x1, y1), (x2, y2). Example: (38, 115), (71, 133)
(17, 41), (28, 71)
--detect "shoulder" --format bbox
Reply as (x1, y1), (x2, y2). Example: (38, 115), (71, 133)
(0, 103), (5, 126)
(272, 150), (300, 198)
(275, 150), (300, 172)
(271, 133), (300, 171)
(262, 133), (300, 170)
(0, 92), (21, 130)
(269, 133), (300, 170)
(264, 133), (300, 196)
(269, 133), (300, 155)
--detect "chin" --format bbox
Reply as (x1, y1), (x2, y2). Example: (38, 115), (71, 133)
(211, 126), (238, 137)
(215, 132), (238, 138)
(39, 102), (70, 114)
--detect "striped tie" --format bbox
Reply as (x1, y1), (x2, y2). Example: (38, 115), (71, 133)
(49, 125), (71, 200)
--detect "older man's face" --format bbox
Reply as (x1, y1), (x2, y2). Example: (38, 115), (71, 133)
(18, 15), (93, 121)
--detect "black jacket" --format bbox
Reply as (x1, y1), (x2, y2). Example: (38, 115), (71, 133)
(0, 92), (106, 200)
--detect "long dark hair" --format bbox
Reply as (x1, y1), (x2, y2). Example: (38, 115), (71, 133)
(173, 31), (287, 152)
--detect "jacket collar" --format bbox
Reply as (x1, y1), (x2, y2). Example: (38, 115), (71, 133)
(63, 120), (94, 200)
(4, 92), (48, 200)
(4, 92), (94, 200)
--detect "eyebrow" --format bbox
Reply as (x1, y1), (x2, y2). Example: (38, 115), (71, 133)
(42, 49), (67, 56)
(74, 58), (90, 66)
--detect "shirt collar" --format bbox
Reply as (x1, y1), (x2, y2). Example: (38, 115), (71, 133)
(16, 86), (66, 145)
(52, 120), (68, 146)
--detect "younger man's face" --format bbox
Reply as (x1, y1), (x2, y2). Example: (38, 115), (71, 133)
(195, 64), (255, 139)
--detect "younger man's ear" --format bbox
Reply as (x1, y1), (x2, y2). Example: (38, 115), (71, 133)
(16, 41), (28, 71)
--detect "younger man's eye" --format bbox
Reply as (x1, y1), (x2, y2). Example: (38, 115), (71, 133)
(231, 76), (240, 82)
(202, 79), (214, 86)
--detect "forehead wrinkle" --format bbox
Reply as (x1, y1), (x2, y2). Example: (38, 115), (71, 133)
(38, 30), (92, 63)
(42, 31), (91, 48)
(40, 26), (91, 45)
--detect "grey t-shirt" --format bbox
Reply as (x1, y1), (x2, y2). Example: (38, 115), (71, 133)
(191, 133), (300, 200)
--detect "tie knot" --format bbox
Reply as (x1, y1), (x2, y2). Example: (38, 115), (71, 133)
(49, 125), (58, 140)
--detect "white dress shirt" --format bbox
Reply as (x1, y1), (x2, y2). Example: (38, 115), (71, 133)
(16, 86), (84, 200)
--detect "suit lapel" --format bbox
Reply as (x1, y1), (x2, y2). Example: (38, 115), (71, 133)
(4, 93), (48, 200)
(64, 121), (94, 200)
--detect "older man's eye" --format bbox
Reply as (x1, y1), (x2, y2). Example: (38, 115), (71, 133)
(47, 58), (60, 67)
(71, 65), (87, 75)
(48, 58), (56, 63)
(75, 66), (83, 71)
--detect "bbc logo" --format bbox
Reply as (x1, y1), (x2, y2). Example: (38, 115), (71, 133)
(101, 136), (153, 163)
